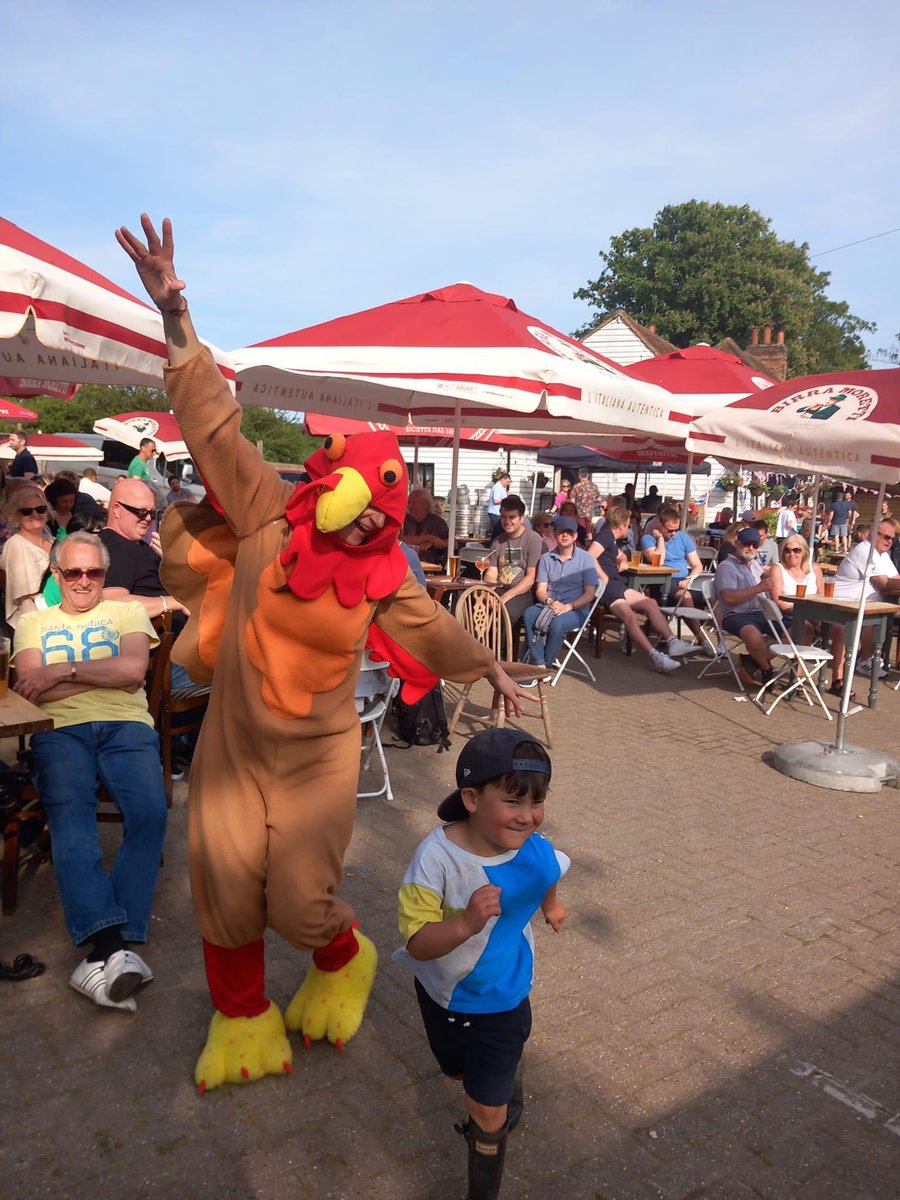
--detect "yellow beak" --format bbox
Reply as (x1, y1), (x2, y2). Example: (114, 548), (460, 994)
(315, 467), (373, 532)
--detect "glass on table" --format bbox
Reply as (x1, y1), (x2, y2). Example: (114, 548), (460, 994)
(475, 556), (490, 581)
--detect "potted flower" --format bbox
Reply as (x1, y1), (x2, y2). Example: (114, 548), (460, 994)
(717, 472), (743, 492)
(767, 483), (787, 502)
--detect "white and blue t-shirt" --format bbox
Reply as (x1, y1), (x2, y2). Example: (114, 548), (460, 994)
(395, 825), (570, 1013)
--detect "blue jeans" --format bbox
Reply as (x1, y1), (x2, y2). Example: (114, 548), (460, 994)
(31, 722), (168, 947)
(523, 604), (587, 667)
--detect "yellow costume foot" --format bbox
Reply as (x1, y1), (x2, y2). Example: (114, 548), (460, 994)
(195, 1001), (293, 1094)
(284, 929), (377, 1050)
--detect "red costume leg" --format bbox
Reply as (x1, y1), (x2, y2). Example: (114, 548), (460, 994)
(203, 939), (268, 1018)
(311, 924), (360, 973)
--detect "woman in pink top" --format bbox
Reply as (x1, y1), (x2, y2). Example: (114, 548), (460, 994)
(550, 479), (571, 514)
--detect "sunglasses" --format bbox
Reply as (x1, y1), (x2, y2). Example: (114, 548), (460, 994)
(19, 504), (48, 517)
(878, 532), (895, 542)
(117, 500), (154, 521)
(784, 547), (803, 554)
(58, 567), (107, 582)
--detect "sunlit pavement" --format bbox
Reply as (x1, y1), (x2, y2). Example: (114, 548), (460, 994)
(2, 643), (898, 1199)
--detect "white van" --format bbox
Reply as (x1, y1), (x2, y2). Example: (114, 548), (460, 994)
(50, 433), (197, 500)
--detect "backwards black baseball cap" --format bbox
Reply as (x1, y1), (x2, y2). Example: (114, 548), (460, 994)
(437, 728), (552, 823)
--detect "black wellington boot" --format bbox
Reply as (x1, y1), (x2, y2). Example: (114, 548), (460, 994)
(507, 1060), (525, 1132)
(462, 1118), (508, 1200)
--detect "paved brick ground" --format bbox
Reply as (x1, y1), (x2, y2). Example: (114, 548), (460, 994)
(1, 645), (898, 1199)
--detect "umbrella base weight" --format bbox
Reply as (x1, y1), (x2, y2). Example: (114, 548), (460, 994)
(773, 741), (900, 793)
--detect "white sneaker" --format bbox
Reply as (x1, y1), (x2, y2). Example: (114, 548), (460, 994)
(667, 636), (696, 658)
(70, 958), (137, 1012)
(650, 649), (681, 674)
(104, 948), (150, 1002)
(706, 641), (722, 658)
(856, 657), (888, 680)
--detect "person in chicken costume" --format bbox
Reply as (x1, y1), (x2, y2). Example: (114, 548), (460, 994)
(117, 215), (534, 1092)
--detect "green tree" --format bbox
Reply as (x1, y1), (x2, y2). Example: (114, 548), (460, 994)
(877, 331), (899, 365)
(574, 201), (874, 377)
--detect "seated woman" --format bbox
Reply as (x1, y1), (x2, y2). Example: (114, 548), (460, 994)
(0, 483), (54, 630)
(767, 534), (824, 642)
(531, 512), (557, 553)
(45, 477), (86, 538)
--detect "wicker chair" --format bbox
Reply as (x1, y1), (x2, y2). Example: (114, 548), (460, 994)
(448, 585), (553, 746)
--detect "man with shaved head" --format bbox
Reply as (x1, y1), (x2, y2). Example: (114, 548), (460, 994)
(99, 478), (186, 620)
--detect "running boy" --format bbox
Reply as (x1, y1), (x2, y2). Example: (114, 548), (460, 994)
(396, 728), (569, 1199)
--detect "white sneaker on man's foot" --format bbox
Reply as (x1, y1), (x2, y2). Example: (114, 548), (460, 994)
(856, 656), (888, 680)
(104, 949), (149, 1002)
(650, 649), (681, 674)
(70, 958), (137, 1012)
(667, 636), (697, 658)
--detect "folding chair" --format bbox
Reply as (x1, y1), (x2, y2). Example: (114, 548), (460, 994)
(660, 570), (718, 655)
(756, 595), (833, 720)
(357, 655), (401, 800)
(697, 575), (746, 693)
(539, 591), (605, 688)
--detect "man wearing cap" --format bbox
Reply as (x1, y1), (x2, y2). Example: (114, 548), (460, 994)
(522, 515), (599, 668)
(714, 527), (777, 687)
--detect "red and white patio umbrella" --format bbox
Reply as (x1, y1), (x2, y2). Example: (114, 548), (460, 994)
(0, 377), (76, 403)
(93, 411), (189, 460)
(624, 345), (776, 413)
(0, 395), (39, 422)
(232, 282), (684, 439)
(0, 433), (101, 464)
(0, 216), (234, 390)
(686, 368), (900, 482)
(304, 412), (545, 451)
(688, 367), (900, 768)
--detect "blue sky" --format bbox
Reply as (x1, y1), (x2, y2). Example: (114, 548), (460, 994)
(4, 1), (898, 364)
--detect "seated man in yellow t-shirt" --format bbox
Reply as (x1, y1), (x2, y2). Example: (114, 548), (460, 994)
(13, 531), (168, 1013)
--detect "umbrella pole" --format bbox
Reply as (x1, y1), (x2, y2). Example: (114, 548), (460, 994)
(808, 474), (821, 557)
(679, 453), (694, 531)
(530, 471), (538, 517)
(412, 437), (420, 486)
(446, 402), (462, 570)
(834, 482), (886, 752)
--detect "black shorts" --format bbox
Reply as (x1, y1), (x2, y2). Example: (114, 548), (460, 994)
(723, 610), (769, 637)
(415, 978), (532, 1107)
(602, 579), (627, 606)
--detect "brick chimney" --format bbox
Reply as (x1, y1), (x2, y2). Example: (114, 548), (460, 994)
(746, 320), (788, 381)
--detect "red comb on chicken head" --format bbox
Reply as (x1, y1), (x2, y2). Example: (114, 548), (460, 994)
(281, 432), (410, 608)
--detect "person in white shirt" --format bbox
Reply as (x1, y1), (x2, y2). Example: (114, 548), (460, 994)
(79, 467), (111, 508)
(775, 499), (798, 546)
(830, 519), (900, 691)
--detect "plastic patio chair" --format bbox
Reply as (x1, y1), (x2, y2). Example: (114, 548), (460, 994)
(697, 575), (746, 693)
(523, 590), (605, 688)
(660, 570), (718, 656)
(357, 655), (401, 800)
(756, 595), (834, 720)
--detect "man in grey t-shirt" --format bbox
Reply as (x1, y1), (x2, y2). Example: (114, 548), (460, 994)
(484, 495), (544, 625)
(715, 527), (777, 687)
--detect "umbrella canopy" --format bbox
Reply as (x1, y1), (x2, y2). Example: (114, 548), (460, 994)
(92, 411), (189, 460)
(537, 443), (710, 474)
(0, 395), (39, 421)
(0, 376), (76, 402)
(304, 412), (544, 450)
(687, 368), (900, 484)
(232, 283), (688, 438)
(625, 345), (776, 413)
(0, 216), (234, 390)
(0, 433), (101, 463)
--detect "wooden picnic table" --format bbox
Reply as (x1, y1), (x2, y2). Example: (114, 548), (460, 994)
(426, 578), (497, 609)
(783, 593), (899, 710)
(0, 691), (54, 741)
(621, 564), (678, 594)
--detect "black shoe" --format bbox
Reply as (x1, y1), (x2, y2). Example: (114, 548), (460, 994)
(828, 680), (857, 701)
(739, 655), (760, 688)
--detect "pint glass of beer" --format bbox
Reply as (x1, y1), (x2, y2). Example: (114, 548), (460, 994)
(0, 637), (10, 701)
(448, 555), (461, 578)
